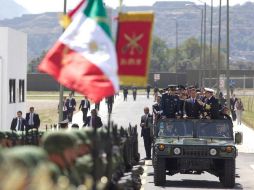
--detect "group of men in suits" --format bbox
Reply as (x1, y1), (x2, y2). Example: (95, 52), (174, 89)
(10, 107), (40, 131)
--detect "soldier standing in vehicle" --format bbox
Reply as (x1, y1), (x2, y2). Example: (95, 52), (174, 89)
(184, 88), (203, 119)
(140, 107), (153, 160)
(197, 88), (219, 119)
(161, 85), (180, 118)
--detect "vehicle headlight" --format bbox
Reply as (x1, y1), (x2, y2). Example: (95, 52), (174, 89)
(158, 144), (165, 151)
(225, 146), (233, 153)
(209, 148), (217, 156)
(173, 147), (181, 155)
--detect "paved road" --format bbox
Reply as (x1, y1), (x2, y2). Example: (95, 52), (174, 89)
(73, 94), (254, 190)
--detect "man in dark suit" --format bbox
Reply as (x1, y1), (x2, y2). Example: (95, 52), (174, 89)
(230, 94), (237, 121)
(197, 88), (220, 119)
(83, 109), (103, 128)
(140, 107), (153, 160)
(10, 111), (27, 131)
(25, 107), (40, 130)
(184, 88), (203, 119)
(123, 87), (128, 101)
(79, 96), (90, 123)
(106, 95), (114, 114)
(66, 93), (76, 122)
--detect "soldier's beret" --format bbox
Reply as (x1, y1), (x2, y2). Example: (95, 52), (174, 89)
(72, 130), (91, 145)
(42, 131), (77, 154)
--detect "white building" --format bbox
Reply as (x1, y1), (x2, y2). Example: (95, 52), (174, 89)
(0, 27), (27, 131)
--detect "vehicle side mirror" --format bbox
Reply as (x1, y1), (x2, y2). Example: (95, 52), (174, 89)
(235, 132), (243, 145)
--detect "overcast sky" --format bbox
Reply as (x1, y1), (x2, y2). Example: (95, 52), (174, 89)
(14, 0), (254, 14)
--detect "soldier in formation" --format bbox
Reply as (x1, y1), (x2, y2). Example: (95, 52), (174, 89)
(0, 123), (143, 190)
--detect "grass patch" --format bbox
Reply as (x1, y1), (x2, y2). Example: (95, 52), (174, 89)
(240, 96), (254, 129)
(39, 107), (58, 128)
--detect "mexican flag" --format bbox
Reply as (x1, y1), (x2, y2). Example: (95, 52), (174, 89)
(38, 0), (119, 103)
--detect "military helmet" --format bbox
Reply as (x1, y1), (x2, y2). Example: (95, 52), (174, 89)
(72, 130), (91, 145)
(42, 131), (77, 154)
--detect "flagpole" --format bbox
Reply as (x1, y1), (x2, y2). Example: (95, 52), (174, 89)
(119, 0), (123, 12)
(58, 0), (67, 123)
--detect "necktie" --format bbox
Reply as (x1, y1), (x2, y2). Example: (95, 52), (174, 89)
(30, 113), (33, 125)
(92, 117), (95, 127)
(18, 119), (21, 130)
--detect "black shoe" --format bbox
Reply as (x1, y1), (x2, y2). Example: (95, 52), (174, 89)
(145, 157), (151, 160)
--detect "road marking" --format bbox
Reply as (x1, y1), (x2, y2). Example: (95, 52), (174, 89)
(250, 165), (254, 170)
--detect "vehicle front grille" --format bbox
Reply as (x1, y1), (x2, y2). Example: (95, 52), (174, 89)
(182, 146), (208, 157)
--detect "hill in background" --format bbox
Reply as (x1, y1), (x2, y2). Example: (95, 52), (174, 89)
(0, 1), (254, 66)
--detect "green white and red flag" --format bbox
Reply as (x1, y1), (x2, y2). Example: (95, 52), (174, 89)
(38, 0), (119, 103)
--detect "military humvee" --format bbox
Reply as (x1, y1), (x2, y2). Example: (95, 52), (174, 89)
(152, 119), (242, 188)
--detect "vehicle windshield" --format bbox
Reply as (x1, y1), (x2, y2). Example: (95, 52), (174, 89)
(197, 120), (233, 138)
(157, 120), (193, 137)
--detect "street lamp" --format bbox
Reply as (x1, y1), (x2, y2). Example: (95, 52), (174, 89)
(173, 18), (178, 84)
(58, 0), (67, 123)
(208, 0), (213, 87)
(216, 0), (222, 97)
(186, 3), (204, 88)
(226, 0), (230, 107)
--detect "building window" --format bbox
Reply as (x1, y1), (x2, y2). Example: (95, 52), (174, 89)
(9, 79), (16, 103)
(19, 79), (25, 102)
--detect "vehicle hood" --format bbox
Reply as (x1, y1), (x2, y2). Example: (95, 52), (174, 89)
(155, 138), (235, 146)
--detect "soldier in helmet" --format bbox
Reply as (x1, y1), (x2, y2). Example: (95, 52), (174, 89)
(161, 85), (181, 118)
(42, 131), (81, 186)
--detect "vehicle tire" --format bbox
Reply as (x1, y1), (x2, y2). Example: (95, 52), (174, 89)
(220, 159), (235, 188)
(154, 156), (166, 186)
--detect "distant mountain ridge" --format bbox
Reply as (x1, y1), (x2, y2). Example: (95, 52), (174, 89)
(0, 0), (28, 20)
(0, 1), (254, 64)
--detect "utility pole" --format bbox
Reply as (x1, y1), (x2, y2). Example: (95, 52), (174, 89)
(174, 19), (178, 83)
(203, 3), (207, 87)
(226, 0), (230, 107)
(209, 0), (213, 87)
(217, 0), (222, 97)
(58, 0), (67, 123)
(199, 9), (204, 88)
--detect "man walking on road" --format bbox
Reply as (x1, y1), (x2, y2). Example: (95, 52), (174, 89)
(66, 93), (76, 123)
(83, 109), (103, 128)
(10, 111), (27, 131)
(140, 107), (153, 160)
(146, 84), (151, 99)
(79, 96), (90, 123)
(230, 94), (237, 121)
(106, 95), (114, 114)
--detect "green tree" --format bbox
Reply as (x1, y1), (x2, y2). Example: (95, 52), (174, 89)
(27, 50), (47, 73)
